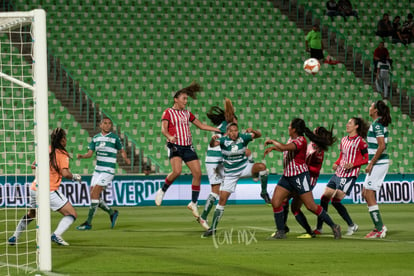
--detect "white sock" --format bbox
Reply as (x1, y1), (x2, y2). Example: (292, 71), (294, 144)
(216, 204), (225, 211)
(54, 215), (75, 236)
(14, 215), (34, 238)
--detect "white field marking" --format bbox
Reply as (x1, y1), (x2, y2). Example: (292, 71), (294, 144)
(339, 236), (414, 243)
(0, 261), (68, 276)
(244, 226), (275, 232)
(244, 226), (414, 243)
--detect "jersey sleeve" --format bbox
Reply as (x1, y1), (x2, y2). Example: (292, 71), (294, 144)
(189, 111), (196, 122)
(57, 150), (69, 172)
(359, 139), (368, 154)
(291, 136), (306, 152)
(88, 139), (96, 151)
(241, 133), (253, 145)
(353, 139), (369, 167)
(218, 121), (227, 135)
(115, 136), (124, 150)
(305, 31), (311, 41)
(161, 109), (170, 121)
(218, 136), (226, 147)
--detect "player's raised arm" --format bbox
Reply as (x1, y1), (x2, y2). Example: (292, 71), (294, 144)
(209, 135), (220, 147)
(246, 128), (261, 139)
(192, 118), (220, 133)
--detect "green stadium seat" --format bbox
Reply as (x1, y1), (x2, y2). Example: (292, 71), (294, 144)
(10, 0), (414, 174)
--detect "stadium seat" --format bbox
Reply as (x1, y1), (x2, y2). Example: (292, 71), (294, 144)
(9, 0), (414, 174)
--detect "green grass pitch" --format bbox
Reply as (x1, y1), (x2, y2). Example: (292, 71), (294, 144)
(4, 204), (414, 276)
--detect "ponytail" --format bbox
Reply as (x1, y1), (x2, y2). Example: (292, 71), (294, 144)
(173, 81), (202, 99)
(50, 128), (70, 181)
(290, 118), (337, 151)
(375, 100), (392, 126)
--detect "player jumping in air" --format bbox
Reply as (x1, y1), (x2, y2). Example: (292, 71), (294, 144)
(155, 82), (220, 219)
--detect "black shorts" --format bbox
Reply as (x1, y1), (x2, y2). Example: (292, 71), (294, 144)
(310, 48), (324, 60)
(326, 175), (357, 196)
(278, 172), (312, 195)
(167, 142), (198, 163)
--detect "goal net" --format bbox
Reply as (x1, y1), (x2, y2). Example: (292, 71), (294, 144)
(0, 10), (50, 274)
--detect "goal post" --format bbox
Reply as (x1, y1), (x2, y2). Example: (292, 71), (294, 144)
(0, 9), (50, 273)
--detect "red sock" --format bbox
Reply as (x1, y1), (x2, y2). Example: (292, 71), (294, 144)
(315, 205), (323, 216)
(165, 177), (173, 185)
(162, 177), (173, 192)
(273, 206), (284, 213)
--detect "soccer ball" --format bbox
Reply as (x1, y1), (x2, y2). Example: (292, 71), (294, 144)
(303, 58), (321, 75)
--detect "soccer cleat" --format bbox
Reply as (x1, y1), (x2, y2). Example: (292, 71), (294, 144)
(110, 210), (119, 229)
(365, 230), (379, 239)
(76, 222), (92, 231)
(267, 230), (286, 240)
(313, 229), (323, 235)
(346, 223), (359, 236)
(8, 236), (17, 245)
(201, 228), (216, 238)
(155, 188), (165, 206)
(197, 217), (210, 230)
(297, 233), (316, 239)
(365, 225), (387, 239)
(332, 224), (342, 239)
(51, 234), (69, 246)
(260, 192), (271, 204)
(377, 225), (387, 238)
(284, 225), (290, 233)
(187, 201), (200, 218)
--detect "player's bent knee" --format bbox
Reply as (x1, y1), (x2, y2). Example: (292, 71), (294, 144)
(254, 163), (266, 172)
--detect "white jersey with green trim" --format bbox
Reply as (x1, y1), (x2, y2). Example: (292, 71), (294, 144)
(89, 132), (123, 174)
(219, 132), (253, 174)
(367, 118), (389, 165)
(205, 121), (228, 164)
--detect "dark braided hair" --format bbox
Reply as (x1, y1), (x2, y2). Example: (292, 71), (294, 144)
(173, 81), (202, 99)
(50, 128), (70, 176)
(351, 117), (369, 139)
(290, 118), (337, 151)
(375, 100), (392, 127)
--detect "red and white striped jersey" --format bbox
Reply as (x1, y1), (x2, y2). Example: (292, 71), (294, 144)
(335, 135), (368, 177)
(161, 108), (196, 146)
(306, 142), (324, 185)
(283, 136), (309, 177)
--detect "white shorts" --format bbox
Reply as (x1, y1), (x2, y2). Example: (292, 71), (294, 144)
(206, 163), (224, 185)
(91, 171), (114, 188)
(363, 163), (389, 191)
(30, 189), (69, 212)
(221, 162), (254, 194)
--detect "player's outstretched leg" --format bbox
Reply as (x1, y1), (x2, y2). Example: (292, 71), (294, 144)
(201, 205), (224, 238)
(259, 170), (271, 204)
(198, 192), (218, 230)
